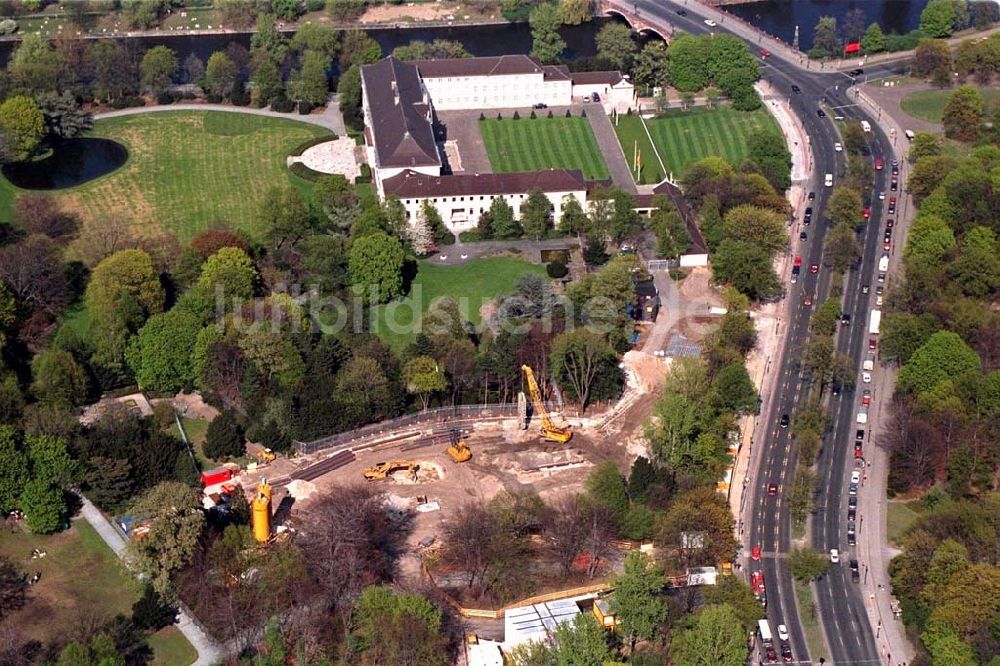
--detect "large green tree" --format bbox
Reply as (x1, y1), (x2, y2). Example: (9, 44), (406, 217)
(140, 45), (179, 94)
(403, 355), (447, 411)
(711, 239), (781, 301)
(529, 3), (566, 64)
(349, 585), (449, 665)
(0, 96), (45, 162)
(552, 612), (612, 665)
(558, 0), (592, 25)
(203, 410), (246, 460)
(31, 349), (88, 409)
(550, 329), (619, 413)
(827, 187), (864, 228)
(348, 231), (405, 304)
(127, 481), (206, 595)
(921, 0), (957, 37)
(197, 247), (258, 301)
(671, 604), (747, 666)
(126, 309), (202, 392)
(612, 551), (666, 651)
(898, 330), (981, 396)
(595, 22), (637, 70)
(204, 51), (240, 98)
(521, 189), (553, 240)
(862, 23), (886, 53)
(788, 546), (829, 581)
(289, 49), (330, 106)
(721, 204), (787, 256)
(746, 131), (791, 191)
(942, 85), (984, 142)
(668, 34), (710, 92)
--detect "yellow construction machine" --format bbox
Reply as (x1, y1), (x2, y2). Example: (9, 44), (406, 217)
(446, 430), (471, 463)
(363, 460), (420, 481)
(521, 365), (573, 443)
(254, 448), (276, 464)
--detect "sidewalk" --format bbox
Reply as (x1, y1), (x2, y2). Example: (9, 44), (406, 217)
(78, 496), (224, 666)
(584, 105), (639, 193)
(96, 98), (345, 135)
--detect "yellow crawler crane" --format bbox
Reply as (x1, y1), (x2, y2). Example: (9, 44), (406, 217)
(521, 365), (573, 443)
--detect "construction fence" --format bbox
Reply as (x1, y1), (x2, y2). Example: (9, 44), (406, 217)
(293, 403), (520, 455)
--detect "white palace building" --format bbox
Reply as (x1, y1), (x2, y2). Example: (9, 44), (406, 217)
(359, 54), (635, 233)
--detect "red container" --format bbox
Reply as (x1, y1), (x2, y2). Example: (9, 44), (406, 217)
(201, 467), (233, 487)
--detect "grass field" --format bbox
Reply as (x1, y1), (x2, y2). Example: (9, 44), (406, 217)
(901, 86), (1000, 123)
(0, 520), (137, 645)
(174, 416), (212, 469)
(794, 579), (828, 663)
(479, 116), (609, 180)
(640, 106), (780, 177)
(611, 114), (665, 185)
(149, 626), (197, 666)
(367, 256), (546, 351)
(887, 499), (925, 545)
(0, 111), (331, 241)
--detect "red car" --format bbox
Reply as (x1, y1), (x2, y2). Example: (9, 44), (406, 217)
(889, 196), (897, 206)
(869, 337), (877, 350)
(874, 157), (884, 170)
(862, 389), (872, 405)
(810, 262), (819, 274)
(752, 546), (761, 561)
(794, 255), (803, 268)
(863, 207), (871, 219)
(855, 447), (863, 459)
(760, 48), (771, 58)
(768, 483), (778, 496)
(884, 238), (891, 251)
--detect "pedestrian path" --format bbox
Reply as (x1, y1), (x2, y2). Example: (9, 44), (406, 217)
(78, 496), (224, 666)
(584, 105), (638, 193)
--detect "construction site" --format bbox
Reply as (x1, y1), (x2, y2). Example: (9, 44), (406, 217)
(190, 267), (732, 661)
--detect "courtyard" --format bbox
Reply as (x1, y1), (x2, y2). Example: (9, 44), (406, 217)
(479, 114), (611, 181)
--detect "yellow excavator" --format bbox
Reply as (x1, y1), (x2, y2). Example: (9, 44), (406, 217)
(446, 430), (471, 463)
(521, 365), (573, 443)
(363, 460), (420, 481)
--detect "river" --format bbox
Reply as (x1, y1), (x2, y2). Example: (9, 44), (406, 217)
(725, 0), (930, 50)
(0, 19), (610, 68)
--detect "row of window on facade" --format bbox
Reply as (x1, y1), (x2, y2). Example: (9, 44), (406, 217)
(402, 193), (539, 205)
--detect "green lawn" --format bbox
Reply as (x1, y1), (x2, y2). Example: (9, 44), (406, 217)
(479, 116), (610, 180)
(149, 626), (197, 666)
(0, 111), (331, 242)
(174, 416), (212, 469)
(901, 86), (1000, 123)
(887, 499), (925, 545)
(0, 520), (137, 645)
(641, 106), (780, 177)
(611, 114), (665, 185)
(367, 256), (546, 351)
(794, 579), (828, 663)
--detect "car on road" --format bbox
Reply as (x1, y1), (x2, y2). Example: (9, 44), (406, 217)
(862, 371), (871, 383)
(765, 646), (778, 664)
(888, 197), (897, 214)
(863, 207), (871, 219)
(874, 157), (884, 170)
(533, 102), (547, 109)
(876, 294), (884, 306)
(800, 231), (808, 241)
(830, 548), (840, 563)
(834, 142), (843, 152)
(781, 644), (793, 663)
(791, 84), (801, 94)
(856, 429), (865, 441)
(849, 495), (858, 509)
(760, 48), (771, 58)
(778, 624), (789, 641)
(825, 173), (834, 187)
(704, 18), (717, 27)
(862, 389), (872, 405)
(591, 92), (600, 102)
(752, 546), (761, 561)
(878, 272), (886, 283)
(855, 445), (864, 459)
(884, 237), (892, 251)
(780, 413), (790, 428)
(848, 531), (857, 546)
(869, 337), (877, 350)
(849, 68), (864, 76)
(879, 190), (885, 200)
(861, 284), (869, 294)
(768, 483), (778, 496)
(850, 560), (861, 583)
(808, 191), (815, 200)
(890, 178), (898, 191)
(810, 262), (819, 274)
(831, 382), (841, 396)
(804, 206), (813, 223)
(676, 8), (687, 15)
(886, 218), (894, 229)
(803, 293), (813, 306)
(841, 313), (851, 325)
(816, 108), (826, 117)
(849, 507), (857, 520)
(852, 470), (861, 483)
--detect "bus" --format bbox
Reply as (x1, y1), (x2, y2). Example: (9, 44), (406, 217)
(758, 619), (773, 645)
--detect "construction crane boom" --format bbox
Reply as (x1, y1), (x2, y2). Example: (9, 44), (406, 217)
(521, 365), (572, 443)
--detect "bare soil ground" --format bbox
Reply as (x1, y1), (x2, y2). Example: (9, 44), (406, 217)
(360, 1), (499, 23)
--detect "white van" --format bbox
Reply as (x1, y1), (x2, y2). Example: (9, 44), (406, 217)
(878, 254), (890, 272)
(905, 129), (916, 141)
(861, 120), (872, 133)
(825, 173), (833, 187)
(856, 407), (868, 424)
(863, 353), (874, 371)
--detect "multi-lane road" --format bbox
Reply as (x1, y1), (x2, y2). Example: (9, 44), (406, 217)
(625, 2), (906, 662)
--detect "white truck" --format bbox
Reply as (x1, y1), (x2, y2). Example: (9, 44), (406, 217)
(869, 309), (882, 335)
(758, 619), (773, 646)
(856, 406), (868, 424)
(879, 254), (890, 273)
(863, 353), (875, 371)
(861, 120), (872, 133)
